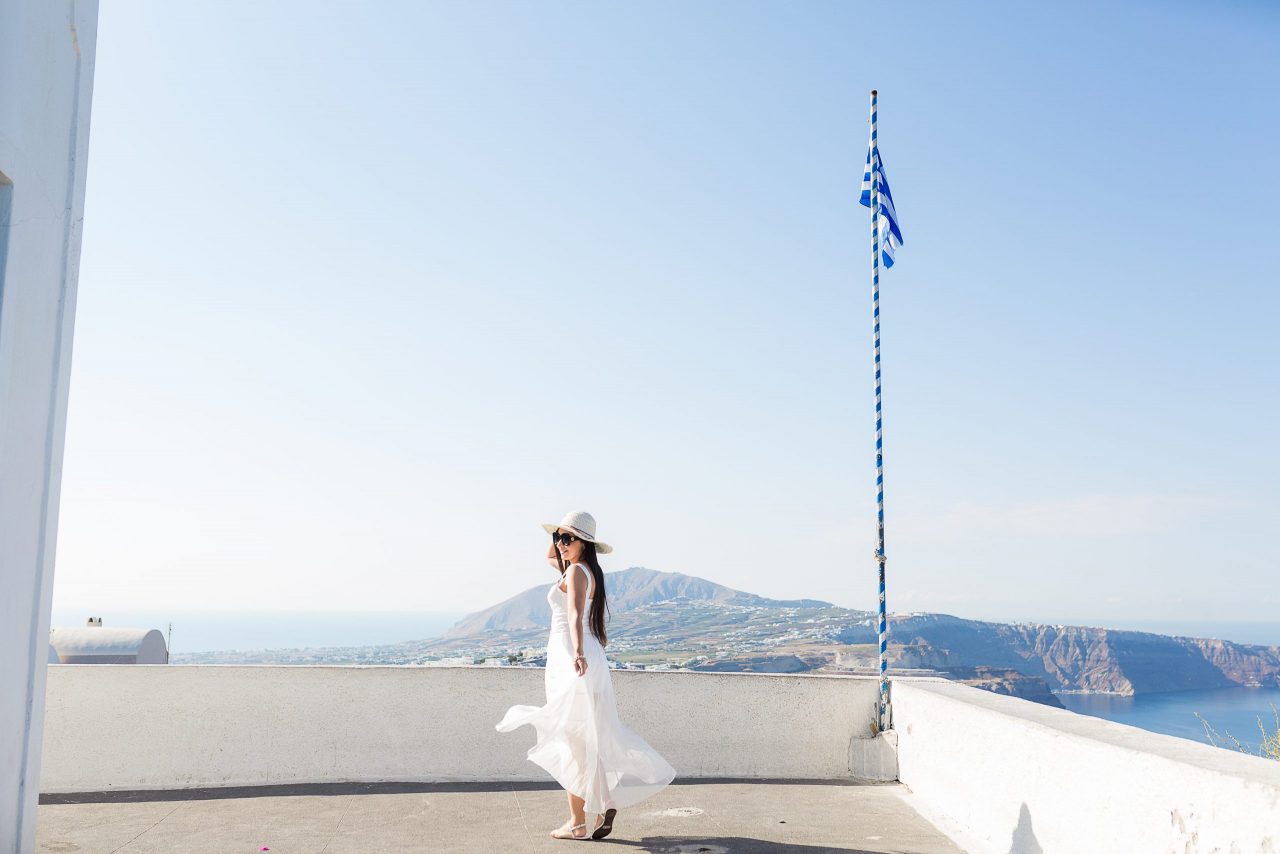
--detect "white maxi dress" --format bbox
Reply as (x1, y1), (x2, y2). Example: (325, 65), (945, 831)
(495, 562), (676, 814)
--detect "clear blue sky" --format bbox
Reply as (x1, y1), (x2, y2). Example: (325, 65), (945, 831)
(54, 0), (1280, 627)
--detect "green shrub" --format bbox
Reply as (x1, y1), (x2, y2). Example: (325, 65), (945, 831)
(1194, 704), (1280, 761)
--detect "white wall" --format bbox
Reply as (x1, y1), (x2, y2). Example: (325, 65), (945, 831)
(0, 0), (99, 849)
(42, 667), (1280, 852)
(41, 666), (886, 792)
(893, 680), (1280, 854)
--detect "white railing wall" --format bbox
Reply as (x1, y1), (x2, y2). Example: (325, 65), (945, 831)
(41, 666), (886, 792)
(893, 680), (1280, 854)
(42, 666), (1280, 853)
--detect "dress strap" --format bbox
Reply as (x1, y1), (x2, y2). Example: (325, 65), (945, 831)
(557, 563), (594, 597)
(572, 562), (593, 597)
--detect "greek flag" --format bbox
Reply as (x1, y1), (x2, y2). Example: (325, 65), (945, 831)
(860, 138), (903, 268)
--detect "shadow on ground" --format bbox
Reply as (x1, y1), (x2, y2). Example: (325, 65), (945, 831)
(39, 777), (878, 805)
(604, 837), (885, 853)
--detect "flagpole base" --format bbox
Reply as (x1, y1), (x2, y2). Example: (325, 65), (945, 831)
(850, 729), (898, 782)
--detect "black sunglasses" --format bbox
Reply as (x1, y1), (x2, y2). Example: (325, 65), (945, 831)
(553, 531), (579, 545)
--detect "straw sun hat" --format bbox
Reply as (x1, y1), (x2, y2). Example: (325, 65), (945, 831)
(541, 510), (613, 554)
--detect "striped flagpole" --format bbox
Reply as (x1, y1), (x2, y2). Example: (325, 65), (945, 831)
(869, 89), (892, 733)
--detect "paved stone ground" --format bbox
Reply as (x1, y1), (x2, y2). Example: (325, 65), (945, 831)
(38, 780), (966, 853)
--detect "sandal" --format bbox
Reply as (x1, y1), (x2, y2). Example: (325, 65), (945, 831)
(550, 818), (595, 841)
(592, 809), (617, 840)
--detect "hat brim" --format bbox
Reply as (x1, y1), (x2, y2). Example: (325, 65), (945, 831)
(541, 522), (612, 554)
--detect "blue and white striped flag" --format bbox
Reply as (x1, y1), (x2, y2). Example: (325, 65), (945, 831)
(859, 137), (903, 268)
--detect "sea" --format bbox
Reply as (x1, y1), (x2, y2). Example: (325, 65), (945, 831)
(49, 608), (466, 653)
(1059, 687), (1280, 755)
(1048, 619), (1280, 755)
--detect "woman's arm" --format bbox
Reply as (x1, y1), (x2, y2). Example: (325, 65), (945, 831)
(565, 565), (589, 676)
(547, 541), (562, 573)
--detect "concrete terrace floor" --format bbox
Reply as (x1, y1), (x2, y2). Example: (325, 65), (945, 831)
(37, 780), (966, 853)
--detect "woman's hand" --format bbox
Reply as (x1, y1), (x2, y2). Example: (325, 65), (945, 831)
(574, 653), (588, 677)
(547, 541), (561, 571)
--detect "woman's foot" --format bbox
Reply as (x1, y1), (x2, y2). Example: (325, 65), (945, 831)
(592, 808), (617, 840)
(550, 816), (594, 840)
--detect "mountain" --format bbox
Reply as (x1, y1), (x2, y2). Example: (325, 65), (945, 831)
(174, 568), (1280, 705)
(443, 567), (832, 638)
(439, 569), (1280, 699)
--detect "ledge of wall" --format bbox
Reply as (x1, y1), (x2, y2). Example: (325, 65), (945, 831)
(41, 666), (885, 793)
(893, 679), (1280, 854)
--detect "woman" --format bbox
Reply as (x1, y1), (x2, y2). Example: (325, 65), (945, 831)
(495, 510), (677, 841)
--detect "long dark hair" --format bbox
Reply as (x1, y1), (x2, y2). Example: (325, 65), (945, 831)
(556, 539), (610, 646)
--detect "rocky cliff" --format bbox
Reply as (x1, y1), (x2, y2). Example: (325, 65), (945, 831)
(884, 615), (1280, 695)
(943, 667), (1066, 708)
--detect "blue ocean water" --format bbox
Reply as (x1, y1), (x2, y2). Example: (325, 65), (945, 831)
(1059, 687), (1280, 754)
(49, 608), (466, 653)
